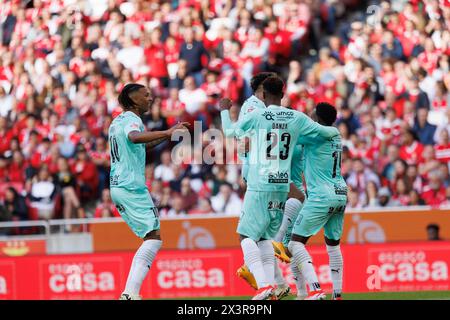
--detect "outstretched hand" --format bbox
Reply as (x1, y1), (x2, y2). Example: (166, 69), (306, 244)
(168, 122), (190, 135)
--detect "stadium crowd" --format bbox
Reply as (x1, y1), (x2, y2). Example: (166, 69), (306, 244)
(0, 0), (449, 229)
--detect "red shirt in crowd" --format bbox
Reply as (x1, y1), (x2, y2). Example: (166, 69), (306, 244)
(145, 43), (168, 78)
(421, 185), (447, 207)
(94, 203), (120, 218)
(434, 143), (450, 163)
(400, 141), (424, 165)
(71, 160), (99, 194)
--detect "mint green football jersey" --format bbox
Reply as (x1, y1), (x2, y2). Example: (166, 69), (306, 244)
(302, 132), (348, 200)
(108, 111), (147, 191)
(221, 105), (339, 193)
(221, 95), (265, 181)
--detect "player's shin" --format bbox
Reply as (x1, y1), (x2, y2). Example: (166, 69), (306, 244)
(257, 240), (276, 286)
(274, 198), (302, 242)
(327, 244), (343, 299)
(241, 238), (269, 288)
(288, 240), (321, 292)
(274, 258), (288, 288)
(123, 239), (162, 296)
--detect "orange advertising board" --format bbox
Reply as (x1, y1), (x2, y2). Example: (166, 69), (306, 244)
(91, 208), (450, 252)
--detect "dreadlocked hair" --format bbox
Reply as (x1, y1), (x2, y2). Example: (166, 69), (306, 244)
(118, 83), (145, 109)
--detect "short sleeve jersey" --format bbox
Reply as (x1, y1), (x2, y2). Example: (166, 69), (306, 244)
(109, 111), (146, 191)
(221, 105), (339, 193)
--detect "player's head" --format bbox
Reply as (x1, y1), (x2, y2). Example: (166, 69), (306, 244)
(314, 102), (337, 126)
(262, 76), (284, 105)
(251, 72), (276, 101)
(118, 83), (154, 115)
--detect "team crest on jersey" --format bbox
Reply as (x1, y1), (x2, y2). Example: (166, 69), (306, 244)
(262, 111), (275, 121)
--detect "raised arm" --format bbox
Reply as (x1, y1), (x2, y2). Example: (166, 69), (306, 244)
(220, 98), (256, 138)
(221, 109), (256, 139)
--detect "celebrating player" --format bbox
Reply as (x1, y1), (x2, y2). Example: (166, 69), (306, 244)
(109, 83), (189, 300)
(221, 76), (339, 300)
(288, 102), (348, 300)
(221, 72), (275, 182)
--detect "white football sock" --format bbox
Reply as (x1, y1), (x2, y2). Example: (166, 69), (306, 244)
(123, 239), (162, 295)
(241, 238), (269, 288)
(288, 240), (321, 291)
(257, 240), (275, 286)
(274, 198), (303, 242)
(273, 258), (288, 288)
(327, 244), (343, 297)
(290, 262), (307, 297)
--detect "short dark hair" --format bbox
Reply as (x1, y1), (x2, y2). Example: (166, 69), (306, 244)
(316, 102), (337, 126)
(250, 72), (276, 92)
(118, 83), (145, 109)
(405, 128), (419, 141)
(427, 223), (440, 231)
(262, 76), (284, 98)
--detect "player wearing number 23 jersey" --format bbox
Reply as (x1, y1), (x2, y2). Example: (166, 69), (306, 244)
(221, 104), (339, 241)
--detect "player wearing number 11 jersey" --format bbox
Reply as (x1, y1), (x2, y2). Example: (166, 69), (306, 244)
(288, 102), (348, 300)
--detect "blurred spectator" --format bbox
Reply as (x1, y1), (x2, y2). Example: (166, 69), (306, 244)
(177, 177), (198, 212)
(166, 196), (187, 217)
(71, 145), (99, 203)
(55, 157), (83, 231)
(90, 136), (110, 195)
(399, 129), (424, 165)
(421, 169), (447, 206)
(188, 198), (215, 215)
(154, 150), (175, 182)
(211, 183), (242, 215)
(29, 166), (56, 220)
(179, 27), (209, 86)
(409, 189), (426, 206)
(346, 158), (380, 202)
(377, 187), (401, 207)
(3, 187), (28, 221)
(94, 189), (120, 218)
(413, 108), (437, 145)
(336, 106), (360, 135)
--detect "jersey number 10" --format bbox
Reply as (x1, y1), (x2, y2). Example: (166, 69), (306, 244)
(110, 136), (120, 163)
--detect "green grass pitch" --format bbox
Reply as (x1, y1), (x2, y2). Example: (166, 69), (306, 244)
(173, 291), (450, 300)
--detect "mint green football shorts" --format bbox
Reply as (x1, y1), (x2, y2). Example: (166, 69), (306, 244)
(237, 190), (288, 242)
(110, 187), (160, 238)
(292, 198), (347, 241)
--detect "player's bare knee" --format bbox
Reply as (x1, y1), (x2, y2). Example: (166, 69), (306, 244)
(290, 233), (309, 244)
(144, 230), (161, 241)
(288, 183), (305, 202)
(239, 234), (248, 242)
